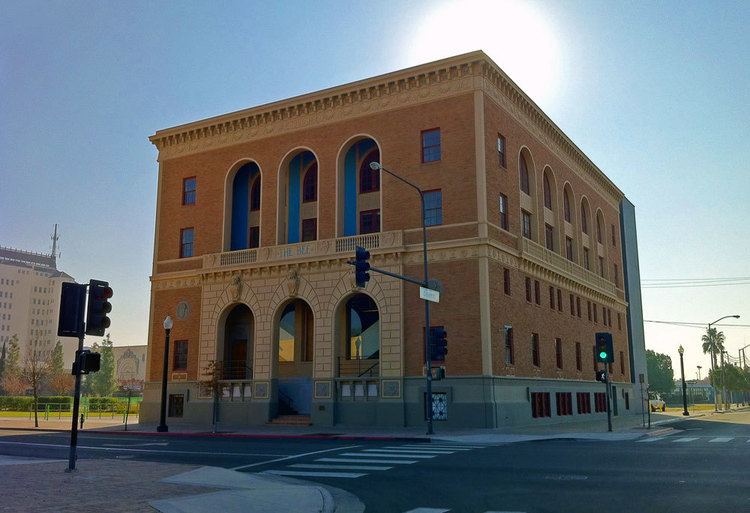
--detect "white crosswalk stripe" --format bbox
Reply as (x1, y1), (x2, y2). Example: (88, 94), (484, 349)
(636, 437), (667, 443)
(317, 457), (419, 464)
(399, 444), (485, 450)
(340, 451), (436, 459)
(291, 463), (393, 471)
(402, 509), (450, 513)
(262, 469), (365, 478)
(673, 437), (700, 443)
(362, 448), (455, 454)
(708, 437), (734, 443)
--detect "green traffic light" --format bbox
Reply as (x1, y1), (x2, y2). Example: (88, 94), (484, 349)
(599, 351), (608, 359)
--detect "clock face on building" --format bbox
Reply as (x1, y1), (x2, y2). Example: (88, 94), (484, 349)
(176, 301), (190, 320)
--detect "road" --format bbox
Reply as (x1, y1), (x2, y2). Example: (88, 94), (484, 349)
(1, 411), (749, 513)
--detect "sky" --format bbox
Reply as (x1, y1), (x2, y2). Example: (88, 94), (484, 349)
(1, 0), (748, 377)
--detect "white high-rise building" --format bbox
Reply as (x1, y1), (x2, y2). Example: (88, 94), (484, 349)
(0, 226), (78, 366)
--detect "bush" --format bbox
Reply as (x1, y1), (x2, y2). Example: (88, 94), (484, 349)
(0, 395), (140, 413)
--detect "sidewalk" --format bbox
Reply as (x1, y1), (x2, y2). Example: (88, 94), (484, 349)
(0, 456), (343, 513)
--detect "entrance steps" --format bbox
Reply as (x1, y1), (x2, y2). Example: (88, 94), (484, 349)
(268, 415), (312, 426)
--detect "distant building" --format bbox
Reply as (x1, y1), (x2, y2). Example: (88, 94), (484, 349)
(113, 345), (147, 390)
(0, 226), (79, 366)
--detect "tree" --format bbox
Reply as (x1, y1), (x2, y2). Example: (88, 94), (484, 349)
(46, 341), (73, 395)
(0, 342), (6, 394)
(1, 336), (23, 395)
(200, 360), (223, 433)
(646, 349), (674, 395)
(701, 328), (725, 370)
(89, 335), (116, 397)
(21, 347), (50, 427)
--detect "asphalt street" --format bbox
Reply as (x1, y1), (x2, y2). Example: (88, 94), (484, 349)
(1, 411), (749, 513)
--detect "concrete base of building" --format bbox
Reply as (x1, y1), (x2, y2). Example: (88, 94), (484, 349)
(139, 376), (643, 430)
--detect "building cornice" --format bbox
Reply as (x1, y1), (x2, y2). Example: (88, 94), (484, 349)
(149, 50), (623, 204)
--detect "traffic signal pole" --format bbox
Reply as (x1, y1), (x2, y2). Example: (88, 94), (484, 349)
(67, 333), (85, 472)
(604, 365), (612, 432)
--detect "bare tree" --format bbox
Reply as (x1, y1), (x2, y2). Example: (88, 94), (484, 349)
(22, 347), (50, 428)
(200, 360), (223, 433)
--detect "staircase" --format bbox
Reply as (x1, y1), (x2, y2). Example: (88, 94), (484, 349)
(267, 414), (312, 426)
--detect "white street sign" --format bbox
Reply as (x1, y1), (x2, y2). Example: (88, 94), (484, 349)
(419, 286), (440, 303)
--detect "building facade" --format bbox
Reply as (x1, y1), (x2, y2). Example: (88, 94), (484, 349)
(0, 230), (78, 367)
(113, 345), (147, 390)
(142, 51), (646, 428)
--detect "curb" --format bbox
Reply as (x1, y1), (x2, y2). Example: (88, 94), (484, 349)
(641, 427), (676, 438)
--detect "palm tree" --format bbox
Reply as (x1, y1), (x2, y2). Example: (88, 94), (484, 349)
(702, 327), (725, 369)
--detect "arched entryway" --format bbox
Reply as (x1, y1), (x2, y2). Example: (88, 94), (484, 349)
(335, 293), (380, 377)
(274, 299), (314, 415)
(220, 304), (254, 380)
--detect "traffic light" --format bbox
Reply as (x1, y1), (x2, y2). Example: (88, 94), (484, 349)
(595, 370), (607, 383)
(430, 327), (448, 361)
(72, 349), (101, 375)
(58, 283), (87, 337)
(595, 332), (614, 363)
(86, 279), (113, 336)
(354, 246), (371, 288)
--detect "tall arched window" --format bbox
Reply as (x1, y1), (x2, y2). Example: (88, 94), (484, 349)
(519, 155), (530, 194)
(563, 190), (571, 222)
(302, 163), (317, 202)
(597, 215), (604, 243)
(581, 203), (589, 234)
(543, 174), (552, 209)
(359, 150), (380, 193)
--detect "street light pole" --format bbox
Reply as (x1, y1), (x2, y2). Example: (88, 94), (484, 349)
(157, 315), (173, 433)
(707, 315), (740, 412)
(371, 162), (434, 435)
(678, 345), (688, 416)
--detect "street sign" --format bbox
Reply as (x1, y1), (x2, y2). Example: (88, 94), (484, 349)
(420, 286), (440, 303)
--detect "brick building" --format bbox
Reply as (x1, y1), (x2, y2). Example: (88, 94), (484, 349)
(141, 51), (647, 428)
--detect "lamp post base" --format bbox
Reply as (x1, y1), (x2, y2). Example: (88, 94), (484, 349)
(682, 411), (689, 416)
(156, 425), (169, 433)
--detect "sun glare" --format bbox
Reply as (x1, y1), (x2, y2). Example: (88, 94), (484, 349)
(407, 0), (562, 106)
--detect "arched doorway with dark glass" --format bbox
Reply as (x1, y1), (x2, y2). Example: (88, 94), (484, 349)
(335, 293), (380, 378)
(219, 304), (254, 380)
(273, 299), (315, 417)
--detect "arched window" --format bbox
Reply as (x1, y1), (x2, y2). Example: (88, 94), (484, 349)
(250, 177), (261, 211)
(563, 190), (572, 222)
(597, 215), (604, 243)
(302, 163), (317, 202)
(581, 203), (589, 234)
(359, 150), (380, 193)
(543, 173), (552, 209)
(519, 155), (530, 194)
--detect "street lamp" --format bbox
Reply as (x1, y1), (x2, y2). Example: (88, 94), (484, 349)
(707, 315), (740, 412)
(157, 315), (173, 433)
(678, 345), (689, 416)
(370, 161), (434, 435)
(696, 365), (702, 380)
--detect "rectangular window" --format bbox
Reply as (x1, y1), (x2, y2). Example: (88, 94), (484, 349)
(587, 300), (592, 321)
(301, 218), (317, 242)
(549, 286), (555, 309)
(557, 289), (563, 312)
(577, 392), (591, 414)
(625, 392), (630, 410)
(180, 228), (194, 258)
(576, 297), (581, 318)
(248, 226), (260, 248)
(593, 303), (598, 323)
(569, 294), (575, 316)
(359, 209), (380, 234)
(173, 340), (188, 371)
(168, 394), (184, 418)
(424, 190), (443, 226)
(497, 133), (506, 168)
(421, 128), (441, 163)
(620, 351), (625, 375)
(534, 280), (540, 305)
(522, 210), (532, 239)
(499, 194), (509, 230)
(556, 392), (572, 416)
(618, 312), (622, 330)
(599, 256), (605, 278)
(565, 237), (574, 261)
(583, 247), (590, 270)
(545, 224), (554, 250)
(555, 338), (563, 369)
(531, 392), (551, 418)
(182, 177), (196, 205)
(611, 224), (616, 246)
(503, 268), (511, 295)
(575, 342), (582, 371)
(504, 326), (514, 365)
(532, 333), (540, 367)
(613, 263), (620, 287)
(525, 277), (532, 302)
(594, 392), (607, 413)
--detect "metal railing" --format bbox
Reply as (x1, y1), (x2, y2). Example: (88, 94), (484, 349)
(221, 360), (253, 380)
(337, 356), (380, 377)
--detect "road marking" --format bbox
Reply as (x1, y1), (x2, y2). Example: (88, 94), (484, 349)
(102, 442), (169, 447)
(708, 437), (734, 443)
(229, 445), (360, 471)
(340, 451), (435, 459)
(672, 437), (699, 443)
(363, 448), (455, 455)
(291, 463), (393, 471)
(262, 469), (365, 479)
(0, 440), (287, 458)
(317, 457), (418, 465)
(402, 508), (451, 513)
(636, 437), (667, 443)
(398, 445), (475, 451)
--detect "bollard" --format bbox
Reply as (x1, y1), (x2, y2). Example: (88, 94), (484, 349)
(80, 413), (85, 429)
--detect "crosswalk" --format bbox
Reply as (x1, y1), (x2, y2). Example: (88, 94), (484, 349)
(400, 509), (526, 513)
(259, 443), (487, 480)
(636, 435), (750, 445)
